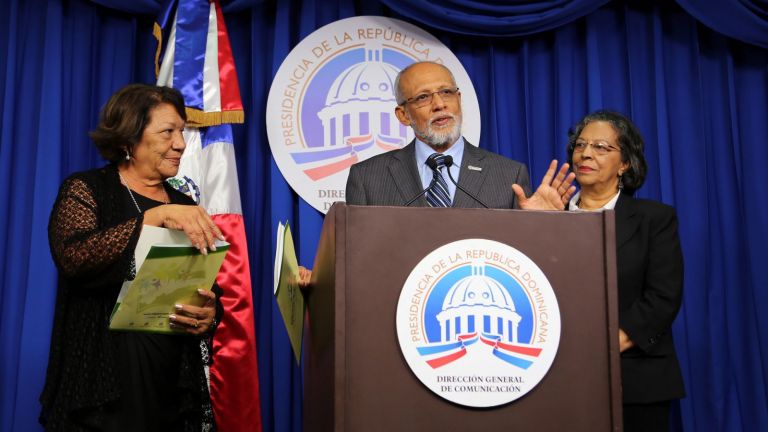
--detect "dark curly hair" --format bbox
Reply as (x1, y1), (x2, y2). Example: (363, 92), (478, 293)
(89, 84), (187, 162)
(566, 110), (648, 195)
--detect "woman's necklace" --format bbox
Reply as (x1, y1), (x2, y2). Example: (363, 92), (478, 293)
(118, 171), (168, 214)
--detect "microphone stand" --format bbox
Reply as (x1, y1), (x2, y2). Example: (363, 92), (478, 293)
(403, 178), (437, 206)
(442, 156), (489, 208)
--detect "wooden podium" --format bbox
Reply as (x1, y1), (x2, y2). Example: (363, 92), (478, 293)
(304, 204), (622, 431)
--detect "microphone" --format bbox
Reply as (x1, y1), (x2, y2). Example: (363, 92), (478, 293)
(403, 178), (436, 206)
(425, 154), (440, 171)
(404, 153), (445, 206)
(442, 155), (489, 208)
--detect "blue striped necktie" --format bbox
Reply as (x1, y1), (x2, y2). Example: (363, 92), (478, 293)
(426, 153), (452, 207)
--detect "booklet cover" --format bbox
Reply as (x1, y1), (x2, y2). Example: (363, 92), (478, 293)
(274, 221), (305, 364)
(109, 226), (229, 334)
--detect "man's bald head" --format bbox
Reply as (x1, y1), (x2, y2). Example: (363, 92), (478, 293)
(394, 62), (457, 105)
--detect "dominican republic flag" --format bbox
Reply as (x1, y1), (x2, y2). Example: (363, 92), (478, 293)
(155, 1), (262, 431)
(155, 0), (244, 127)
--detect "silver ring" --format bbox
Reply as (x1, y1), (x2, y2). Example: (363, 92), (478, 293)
(193, 319), (199, 328)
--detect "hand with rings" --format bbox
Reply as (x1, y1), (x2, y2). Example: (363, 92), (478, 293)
(169, 288), (217, 335)
(144, 204), (225, 255)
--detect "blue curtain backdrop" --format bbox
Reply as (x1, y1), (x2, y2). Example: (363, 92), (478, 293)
(1, 0), (766, 431)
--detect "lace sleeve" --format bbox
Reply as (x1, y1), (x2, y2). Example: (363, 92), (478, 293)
(48, 177), (142, 287)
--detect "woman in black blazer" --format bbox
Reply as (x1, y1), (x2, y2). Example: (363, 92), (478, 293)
(566, 110), (685, 432)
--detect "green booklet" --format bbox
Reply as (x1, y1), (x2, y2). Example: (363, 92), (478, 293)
(274, 221), (305, 364)
(110, 226), (229, 334)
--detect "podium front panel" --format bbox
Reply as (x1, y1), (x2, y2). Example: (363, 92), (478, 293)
(306, 205), (621, 431)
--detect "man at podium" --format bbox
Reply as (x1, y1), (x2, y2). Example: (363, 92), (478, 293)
(345, 61), (574, 210)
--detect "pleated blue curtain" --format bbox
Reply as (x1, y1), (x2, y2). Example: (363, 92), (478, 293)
(676, 0), (768, 49)
(378, 0), (612, 36)
(1, 1), (766, 431)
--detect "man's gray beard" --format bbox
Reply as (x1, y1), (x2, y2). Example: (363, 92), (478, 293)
(412, 114), (462, 148)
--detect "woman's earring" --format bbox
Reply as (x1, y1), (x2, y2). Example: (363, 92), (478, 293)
(125, 150), (130, 161)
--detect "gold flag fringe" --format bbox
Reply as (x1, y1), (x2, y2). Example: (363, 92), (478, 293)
(185, 108), (245, 127)
(153, 22), (163, 78)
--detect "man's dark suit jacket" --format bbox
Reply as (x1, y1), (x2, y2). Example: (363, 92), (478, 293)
(587, 193), (686, 404)
(345, 140), (532, 208)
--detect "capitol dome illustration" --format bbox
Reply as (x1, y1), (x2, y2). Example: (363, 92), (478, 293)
(436, 262), (522, 343)
(317, 45), (411, 147)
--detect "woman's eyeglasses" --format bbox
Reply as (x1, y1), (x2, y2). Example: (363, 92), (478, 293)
(572, 140), (620, 155)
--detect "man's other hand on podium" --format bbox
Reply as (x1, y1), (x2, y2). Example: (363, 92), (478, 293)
(298, 266), (312, 289)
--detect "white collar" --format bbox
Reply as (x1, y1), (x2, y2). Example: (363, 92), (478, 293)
(569, 190), (621, 212)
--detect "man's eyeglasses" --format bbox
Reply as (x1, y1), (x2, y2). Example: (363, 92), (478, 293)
(572, 140), (620, 155)
(399, 87), (459, 108)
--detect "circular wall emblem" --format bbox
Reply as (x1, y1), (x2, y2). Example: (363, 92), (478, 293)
(266, 16), (481, 213)
(396, 239), (561, 407)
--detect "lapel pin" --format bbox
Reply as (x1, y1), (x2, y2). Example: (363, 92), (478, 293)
(468, 165), (482, 172)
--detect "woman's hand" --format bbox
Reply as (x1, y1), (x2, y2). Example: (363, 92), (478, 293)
(144, 204), (225, 255)
(619, 328), (635, 352)
(169, 289), (217, 335)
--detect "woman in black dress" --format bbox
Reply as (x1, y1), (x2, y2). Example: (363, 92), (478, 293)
(566, 110), (685, 431)
(41, 84), (224, 431)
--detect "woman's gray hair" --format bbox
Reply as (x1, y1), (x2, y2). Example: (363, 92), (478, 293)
(567, 110), (648, 195)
